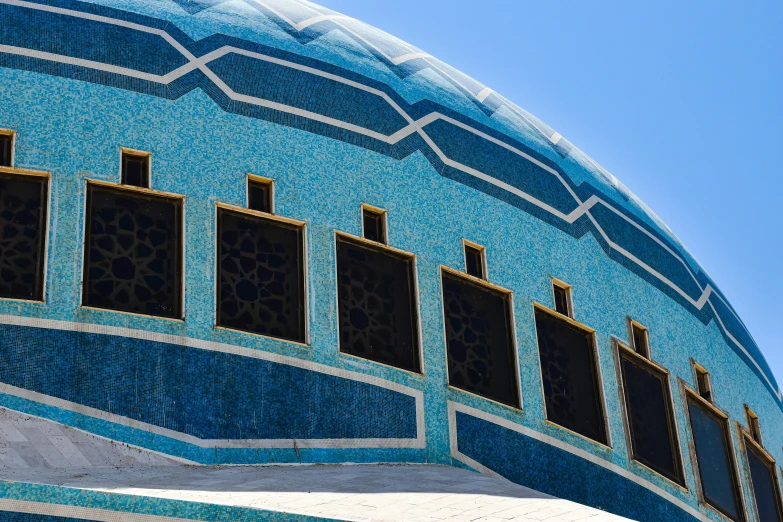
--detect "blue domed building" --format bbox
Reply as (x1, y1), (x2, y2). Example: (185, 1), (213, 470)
(0, 0), (780, 521)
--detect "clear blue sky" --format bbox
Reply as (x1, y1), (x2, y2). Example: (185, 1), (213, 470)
(319, 0), (783, 383)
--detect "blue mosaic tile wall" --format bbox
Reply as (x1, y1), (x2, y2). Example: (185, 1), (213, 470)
(0, 0), (781, 520)
(18, 0), (780, 401)
(455, 411), (696, 522)
(0, 324), (417, 441)
(0, 0), (776, 404)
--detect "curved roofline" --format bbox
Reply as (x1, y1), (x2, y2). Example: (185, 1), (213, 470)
(0, 0), (778, 407)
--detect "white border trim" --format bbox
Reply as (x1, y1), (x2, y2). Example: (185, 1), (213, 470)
(0, 500), (192, 522)
(447, 401), (710, 522)
(0, 0), (776, 402)
(0, 406), (197, 465)
(0, 314), (425, 449)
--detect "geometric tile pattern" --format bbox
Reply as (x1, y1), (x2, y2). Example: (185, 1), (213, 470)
(0, 2), (779, 521)
(0, 0), (776, 408)
(0, 324), (419, 447)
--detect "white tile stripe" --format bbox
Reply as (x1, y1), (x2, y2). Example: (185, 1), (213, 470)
(0, 314), (425, 450)
(252, 0), (432, 65)
(0, 499), (199, 521)
(0, 44), (169, 82)
(0, 28), (746, 322)
(475, 87), (493, 102)
(0, 0), (778, 402)
(447, 401), (711, 522)
(34, 412), (198, 465)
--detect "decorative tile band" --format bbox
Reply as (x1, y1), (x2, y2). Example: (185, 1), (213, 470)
(0, 0), (777, 409)
(0, 315), (425, 452)
(448, 401), (708, 522)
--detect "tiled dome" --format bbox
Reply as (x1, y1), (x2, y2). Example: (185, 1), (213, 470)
(0, 1), (780, 521)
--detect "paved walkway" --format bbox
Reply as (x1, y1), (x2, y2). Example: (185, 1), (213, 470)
(0, 408), (630, 521)
(0, 407), (179, 468)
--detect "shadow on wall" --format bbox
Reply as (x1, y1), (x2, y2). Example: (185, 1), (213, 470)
(0, 408), (631, 521)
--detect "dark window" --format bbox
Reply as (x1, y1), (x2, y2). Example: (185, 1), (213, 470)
(248, 179), (272, 213)
(619, 351), (684, 485)
(362, 207), (386, 244)
(0, 172), (47, 300)
(443, 271), (518, 406)
(688, 397), (744, 521)
(553, 283), (571, 317)
(83, 184), (182, 318)
(746, 443), (783, 522)
(535, 308), (607, 444)
(217, 208), (305, 343)
(121, 152), (150, 188)
(336, 235), (419, 372)
(464, 244), (485, 280)
(0, 134), (11, 167)
(632, 323), (650, 358)
(748, 412), (762, 445)
(697, 367), (713, 402)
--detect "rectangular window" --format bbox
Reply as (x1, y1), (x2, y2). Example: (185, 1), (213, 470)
(361, 206), (386, 244)
(0, 171), (48, 300)
(83, 183), (182, 318)
(745, 439), (783, 522)
(687, 394), (744, 521)
(746, 408), (762, 445)
(552, 279), (572, 318)
(696, 364), (713, 402)
(630, 321), (650, 358)
(0, 134), (12, 167)
(618, 349), (684, 485)
(247, 177), (273, 213)
(216, 207), (305, 343)
(336, 234), (419, 372)
(463, 242), (485, 280)
(535, 306), (607, 444)
(121, 151), (150, 188)
(442, 270), (518, 407)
